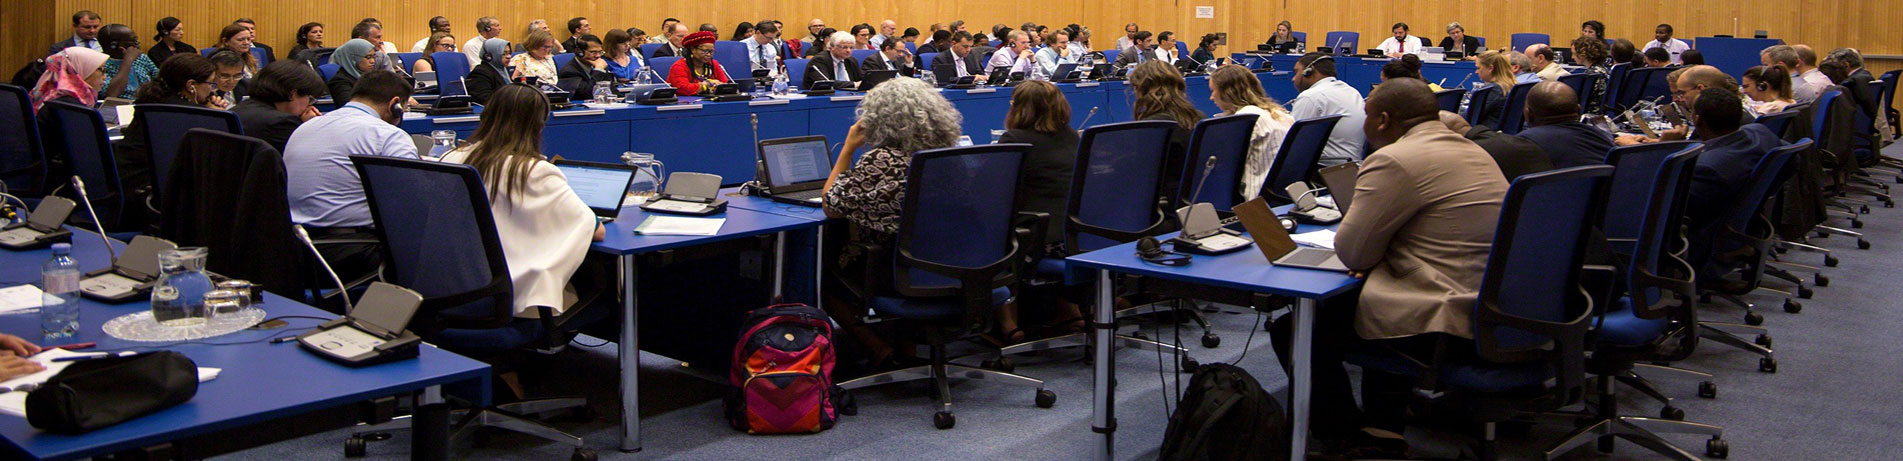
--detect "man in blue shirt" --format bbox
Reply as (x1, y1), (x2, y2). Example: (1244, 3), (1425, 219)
(1516, 81), (1615, 168)
(283, 70), (417, 285)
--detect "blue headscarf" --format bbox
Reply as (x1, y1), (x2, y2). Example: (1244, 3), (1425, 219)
(330, 39), (376, 78)
(481, 38), (512, 75)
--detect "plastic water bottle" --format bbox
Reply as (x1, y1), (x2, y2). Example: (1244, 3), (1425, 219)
(772, 69), (790, 95)
(41, 243), (80, 340)
(921, 68), (937, 87)
(634, 66), (654, 85)
(1029, 63), (1049, 81)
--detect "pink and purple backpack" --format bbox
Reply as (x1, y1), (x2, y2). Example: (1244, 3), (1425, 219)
(726, 304), (845, 434)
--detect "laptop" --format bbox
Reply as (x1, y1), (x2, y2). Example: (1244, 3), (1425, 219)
(755, 136), (835, 206)
(552, 160), (638, 220)
(1317, 162), (1359, 214)
(1051, 62), (1080, 81)
(413, 71), (437, 88)
(1234, 197), (1349, 272)
(858, 69), (899, 92)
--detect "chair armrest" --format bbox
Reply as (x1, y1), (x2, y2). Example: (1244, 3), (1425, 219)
(1015, 211), (1049, 259)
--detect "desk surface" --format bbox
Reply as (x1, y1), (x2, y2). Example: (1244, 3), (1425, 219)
(1066, 222), (1362, 300)
(717, 187), (832, 222)
(0, 232), (489, 461)
(592, 202), (827, 255)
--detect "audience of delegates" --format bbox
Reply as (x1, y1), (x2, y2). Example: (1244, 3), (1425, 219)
(667, 31), (731, 96)
(1379, 55), (1441, 91)
(233, 60), (326, 153)
(1209, 65), (1295, 200)
(1033, 30), (1078, 77)
(98, 24), (157, 100)
(564, 17), (594, 53)
(326, 39), (378, 102)
(1437, 111), (1553, 180)
(205, 51), (246, 109)
(1291, 53), (1367, 166)
(653, 21), (690, 57)
(862, 36), (913, 76)
(602, 28), (649, 81)
(283, 70), (417, 282)
(511, 31), (561, 85)
(1375, 22), (1430, 56)
(1526, 44), (1564, 81)
(986, 31), (1035, 75)
(411, 16), (452, 53)
(463, 17), (502, 65)
(651, 18), (681, 45)
(216, 24), (261, 78)
(49, 11), (106, 55)
(357, 19), (399, 55)
(1742, 65), (1797, 114)
(28, 47), (110, 112)
(869, 20), (898, 49)
(997, 80), (1078, 246)
(558, 35), (611, 97)
(918, 30), (952, 55)
(806, 31), (865, 90)
(1644, 23), (1691, 65)
(413, 32), (456, 72)
(1191, 33), (1218, 65)
(1113, 31), (1156, 68)
(288, 22), (325, 61)
(146, 17), (197, 66)
(1517, 81), (1614, 168)
(848, 25), (875, 51)
(729, 21), (755, 42)
(523, 19), (566, 54)
(1440, 22), (1482, 57)
(118, 53), (221, 216)
(1128, 60), (1204, 197)
(1071, 26), (1094, 54)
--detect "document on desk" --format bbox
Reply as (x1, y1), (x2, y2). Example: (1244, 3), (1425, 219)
(0, 284), (45, 314)
(0, 349), (221, 418)
(1290, 229), (1338, 250)
(632, 216), (725, 236)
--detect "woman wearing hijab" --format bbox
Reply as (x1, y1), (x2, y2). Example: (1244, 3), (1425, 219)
(30, 47), (111, 112)
(466, 38), (513, 104)
(666, 31), (730, 96)
(326, 39), (377, 102)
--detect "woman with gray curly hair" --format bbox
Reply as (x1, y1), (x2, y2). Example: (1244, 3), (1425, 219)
(820, 76), (963, 368)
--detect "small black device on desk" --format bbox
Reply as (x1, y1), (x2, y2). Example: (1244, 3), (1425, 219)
(78, 235), (178, 303)
(803, 80), (837, 96)
(641, 172), (728, 215)
(295, 282), (424, 367)
(704, 83), (751, 102)
(858, 69), (899, 93)
(986, 67), (1017, 87)
(626, 83), (677, 105)
(1284, 182), (1341, 224)
(0, 196), (76, 250)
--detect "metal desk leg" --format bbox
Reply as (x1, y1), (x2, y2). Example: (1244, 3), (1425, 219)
(619, 255), (642, 453)
(413, 385), (447, 461)
(1291, 298), (1316, 461)
(772, 232), (786, 299)
(1093, 269), (1116, 460)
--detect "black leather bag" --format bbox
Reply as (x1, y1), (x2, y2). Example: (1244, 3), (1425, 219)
(25, 351), (199, 433)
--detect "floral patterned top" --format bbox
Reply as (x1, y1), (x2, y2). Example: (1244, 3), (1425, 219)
(101, 54), (158, 100)
(823, 146), (910, 234)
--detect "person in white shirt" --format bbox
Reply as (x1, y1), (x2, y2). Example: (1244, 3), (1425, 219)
(1069, 27), (1094, 55)
(1761, 45), (1824, 104)
(1154, 31), (1180, 63)
(745, 22), (782, 72)
(1115, 23), (1139, 51)
(987, 31), (1035, 75)
(1375, 22), (1429, 56)
(1033, 30), (1078, 76)
(1792, 45), (1834, 104)
(463, 17), (501, 65)
(1289, 53), (1367, 166)
(411, 16), (451, 53)
(1210, 65), (1296, 200)
(1643, 23), (1691, 65)
(438, 84), (604, 318)
(1507, 51), (1542, 84)
(1526, 44), (1566, 81)
(869, 20), (896, 49)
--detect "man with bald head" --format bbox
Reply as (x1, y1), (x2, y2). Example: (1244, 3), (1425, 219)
(1440, 111), (1553, 179)
(1526, 44), (1566, 81)
(1617, 65), (1754, 145)
(1518, 81), (1615, 167)
(1269, 77), (1509, 458)
(869, 20), (897, 48)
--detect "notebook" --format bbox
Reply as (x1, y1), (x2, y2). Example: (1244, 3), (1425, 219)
(755, 136), (834, 207)
(1233, 197), (1349, 272)
(552, 160), (638, 218)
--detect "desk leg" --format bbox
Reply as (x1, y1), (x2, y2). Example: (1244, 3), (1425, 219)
(1092, 269), (1115, 460)
(619, 255), (642, 453)
(1291, 298), (1316, 461)
(771, 232), (786, 300)
(414, 385), (447, 461)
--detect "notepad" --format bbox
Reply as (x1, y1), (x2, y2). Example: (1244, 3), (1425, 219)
(0, 349), (221, 418)
(0, 285), (45, 314)
(1290, 229), (1338, 250)
(632, 216), (725, 236)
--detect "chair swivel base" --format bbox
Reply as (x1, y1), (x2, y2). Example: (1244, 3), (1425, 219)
(346, 397), (595, 460)
(1698, 323), (1778, 373)
(837, 356), (1055, 429)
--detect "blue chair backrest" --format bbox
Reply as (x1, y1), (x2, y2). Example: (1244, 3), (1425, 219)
(429, 52), (471, 92)
(39, 101), (122, 227)
(1613, 66), (1669, 112)
(200, 47), (217, 57)
(317, 63), (340, 81)
(1262, 115), (1345, 204)
(640, 43), (664, 60)
(135, 104), (242, 200)
(904, 41), (917, 55)
(1465, 84), (1502, 126)
(1604, 63), (1632, 108)
(1069, 121), (1178, 252)
(916, 53), (939, 72)
(894, 144), (1029, 291)
(713, 41), (749, 78)
(1476, 165), (1611, 354)
(1601, 141), (1699, 243)
(988, 40), (1003, 48)
(0, 85), (44, 195)
(1291, 32), (1308, 44)
(850, 49), (878, 64)
(1723, 138), (1810, 233)
(1556, 73), (1598, 113)
(1812, 89), (1841, 143)
(1177, 113), (1261, 212)
(1472, 36), (1487, 48)
(1498, 82), (1538, 134)
(783, 58), (810, 87)
(551, 53), (575, 71)
(1627, 146), (1702, 313)
(1435, 88), (1467, 113)
(1511, 33), (1551, 50)
(352, 155), (514, 329)
(1175, 41), (1190, 57)
(1880, 70), (1899, 113)
(650, 57), (680, 80)
(393, 52), (423, 73)
(1100, 49), (1119, 63)
(252, 47), (271, 67)
(1323, 31), (1359, 52)
(1752, 106), (1803, 137)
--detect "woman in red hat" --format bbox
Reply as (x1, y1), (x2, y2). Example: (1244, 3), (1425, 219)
(667, 30), (730, 96)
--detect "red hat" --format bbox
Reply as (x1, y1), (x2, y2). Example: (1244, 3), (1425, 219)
(683, 31), (717, 49)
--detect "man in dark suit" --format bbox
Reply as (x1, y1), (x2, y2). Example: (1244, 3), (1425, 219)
(805, 32), (864, 90)
(1826, 48), (1880, 123)
(861, 35), (912, 76)
(1683, 88), (1782, 280)
(651, 23), (689, 57)
(929, 31), (987, 83)
(1438, 111), (1553, 180)
(558, 35), (612, 97)
(234, 61), (327, 154)
(1517, 81), (1616, 168)
(48, 10), (104, 56)
(1112, 31), (1154, 69)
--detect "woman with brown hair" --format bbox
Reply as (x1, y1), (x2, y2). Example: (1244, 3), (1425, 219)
(1742, 65), (1797, 113)
(996, 80), (1085, 342)
(1209, 65), (1295, 200)
(216, 23), (260, 78)
(412, 31), (456, 73)
(1128, 60), (1205, 198)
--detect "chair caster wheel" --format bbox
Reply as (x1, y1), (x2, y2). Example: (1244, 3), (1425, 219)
(1264, 318), (1274, 332)
(1180, 356), (1200, 371)
(1759, 357), (1778, 373)
(934, 411), (956, 429)
(839, 391), (858, 416)
(1784, 299), (1802, 313)
(1707, 437), (1729, 458)
(1755, 334), (1773, 347)
(1825, 255), (1840, 267)
(1860, 205), (1871, 214)
(1698, 381), (1718, 399)
(1660, 406), (1685, 420)
(345, 435), (367, 458)
(1201, 333), (1220, 348)
(1853, 219), (1865, 228)
(572, 447), (598, 461)
(1815, 274), (1830, 286)
(1130, 331), (1148, 340)
(1744, 312), (1764, 326)
(1885, 200), (1895, 208)
(1797, 287), (1813, 299)
(982, 357), (1014, 373)
(1858, 239), (1872, 250)
(1035, 389), (1057, 408)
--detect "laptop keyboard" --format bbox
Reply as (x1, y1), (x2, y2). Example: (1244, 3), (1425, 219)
(776, 189), (824, 202)
(1282, 248), (1336, 266)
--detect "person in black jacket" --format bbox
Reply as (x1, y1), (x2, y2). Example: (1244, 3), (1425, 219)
(146, 17), (197, 66)
(1437, 111), (1553, 181)
(998, 80), (1079, 245)
(466, 38), (513, 104)
(235, 60), (326, 153)
(116, 53), (219, 228)
(326, 39), (376, 102)
(558, 35), (611, 97)
(805, 31), (864, 90)
(1438, 22), (1483, 57)
(860, 35), (912, 76)
(1826, 48), (1880, 124)
(1516, 81), (1615, 169)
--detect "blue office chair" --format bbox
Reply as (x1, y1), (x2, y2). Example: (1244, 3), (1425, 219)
(1259, 115), (1345, 206)
(1696, 139), (1812, 374)
(1174, 40), (1190, 58)
(903, 41), (917, 56)
(1472, 36), (1487, 49)
(914, 52), (938, 74)
(0, 84), (46, 197)
(39, 100), (131, 233)
(1347, 165), (1611, 461)
(1752, 106), (1803, 138)
(850, 49), (878, 64)
(713, 41), (749, 77)
(252, 47), (271, 67)
(1465, 84), (1502, 127)
(783, 58), (809, 88)
(352, 155), (604, 459)
(550, 53), (574, 72)
(317, 63), (340, 81)
(134, 105), (242, 209)
(1601, 141), (1700, 252)
(1511, 33), (1551, 51)
(1100, 49), (1119, 63)
(1880, 70), (1900, 137)
(199, 47), (217, 57)
(1603, 63), (1633, 110)
(1557, 72), (1601, 114)
(1498, 82), (1538, 134)
(649, 57), (680, 80)
(1291, 31), (1308, 44)
(1323, 31), (1359, 53)
(640, 43), (663, 60)
(1435, 88), (1467, 114)
(1613, 67), (1673, 112)
(157, 129), (317, 300)
(834, 143), (1054, 430)
(1175, 113), (1262, 213)
(392, 52), (424, 73)
(430, 52), (471, 96)
(988, 40), (1003, 48)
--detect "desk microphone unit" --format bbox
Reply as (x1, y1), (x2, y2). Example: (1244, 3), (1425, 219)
(0, 196), (76, 250)
(1284, 182), (1341, 224)
(1170, 156), (1252, 255)
(641, 172), (728, 216)
(295, 282), (424, 367)
(77, 235), (178, 303)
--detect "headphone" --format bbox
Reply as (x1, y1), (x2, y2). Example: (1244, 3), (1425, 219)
(1755, 80), (1768, 92)
(1302, 55), (1333, 77)
(1136, 236), (1190, 266)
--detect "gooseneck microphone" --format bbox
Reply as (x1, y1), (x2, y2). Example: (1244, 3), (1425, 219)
(70, 176), (118, 265)
(1186, 156), (1218, 205)
(293, 224), (356, 314)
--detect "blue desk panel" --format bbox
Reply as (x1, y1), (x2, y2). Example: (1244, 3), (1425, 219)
(1695, 37), (1783, 80)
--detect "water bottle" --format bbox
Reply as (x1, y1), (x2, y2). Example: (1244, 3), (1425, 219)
(772, 69), (790, 95)
(593, 83), (615, 105)
(1029, 62), (1048, 81)
(634, 66), (654, 85)
(620, 152), (666, 201)
(921, 68), (937, 87)
(41, 243), (80, 340)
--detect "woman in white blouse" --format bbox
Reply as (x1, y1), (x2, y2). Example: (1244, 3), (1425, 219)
(510, 30), (561, 85)
(440, 84), (605, 317)
(1208, 65), (1295, 200)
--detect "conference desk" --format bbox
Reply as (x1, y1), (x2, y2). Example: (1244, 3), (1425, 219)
(1259, 53), (1480, 96)
(590, 200), (827, 453)
(0, 231), (490, 461)
(1067, 217), (1361, 461)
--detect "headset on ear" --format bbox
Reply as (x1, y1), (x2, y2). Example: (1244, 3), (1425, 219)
(1756, 81), (1768, 92)
(1302, 55), (1333, 77)
(1136, 236), (1190, 266)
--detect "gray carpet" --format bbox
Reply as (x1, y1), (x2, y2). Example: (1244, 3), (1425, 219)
(219, 150), (1903, 460)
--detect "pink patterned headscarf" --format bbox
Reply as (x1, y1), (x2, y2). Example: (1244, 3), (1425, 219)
(30, 47), (110, 112)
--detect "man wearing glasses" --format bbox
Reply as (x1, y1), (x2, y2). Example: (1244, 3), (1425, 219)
(746, 22), (783, 72)
(558, 35), (612, 97)
(805, 31), (864, 90)
(208, 50), (249, 109)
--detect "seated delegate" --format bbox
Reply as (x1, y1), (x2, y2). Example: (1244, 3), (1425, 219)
(666, 31), (731, 96)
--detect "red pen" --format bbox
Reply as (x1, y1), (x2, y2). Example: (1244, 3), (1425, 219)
(50, 342), (96, 351)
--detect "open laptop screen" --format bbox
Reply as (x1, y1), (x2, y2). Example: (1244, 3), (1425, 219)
(760, 138), (833, 189)
(554, 162), (637, 213)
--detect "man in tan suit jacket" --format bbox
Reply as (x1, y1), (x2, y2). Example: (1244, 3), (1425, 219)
(1270, 78), (1508, 457)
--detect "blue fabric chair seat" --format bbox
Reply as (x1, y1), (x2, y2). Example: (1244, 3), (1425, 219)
(1349, 348), (1554, 394)
(1594, 298), (1668, 347)
(434, 300), (611, 354)
(870, 287), (1012, 320)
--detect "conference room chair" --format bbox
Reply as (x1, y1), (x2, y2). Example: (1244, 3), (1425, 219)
(1434, 88), (1466, 114)
(157, 128), (318, 300)
(903, 41), (917, 56)
(428, 52), (472, 96)
(1878, 70), (1899, 140)
(639, 43), (663, 61)
(1497, 82), (1537, 134)
(1753, 106), (1845, 268)
(1602, 141), (1699, 255)
(713, 41), (749, 77)
(1174, 41), (1189, 58)
(649, 56), (679, 80)
(393, 52), (423, 73)
(0, 84), (46, 197)
(1175, 113), (1262, 214)
(134, 104), (242, 211)
(1001, 120), (1201, 360)
(1812, 89), (1886, 232)
(1557, 72), (1601, 114)
(1471, 36), (1487, 49)
(850, 49), (877, 65)
(1345, 165), (1611, 461)
(1099, 49), (1118, 64)
(38, 100), (133, 235)
(1753, 106), (1803, 139)
(1290, 31), (1308, 44)
(783, 58), (809, 88)
(550, 53), (575, 72)
(832, 143), (1055, 430)
(1609, 66), (1669, 113)
(1510, 33), (1551, 51)
(913, 53), (936, 74)
(1464, 84), (1502, 127)
(1603, 62), (1633, 111)
(352, 155), (605, 460)
(318, 63), (340, 81)
(1696, 139), (1812, 374)
(1258, 114), (1345, 206)
(988, 40), (1002, 48)
(1322, 31), (1358, 53)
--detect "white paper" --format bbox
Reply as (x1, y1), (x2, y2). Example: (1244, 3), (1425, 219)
(0, 349), (220, 417)
(645, 199), (712, 213)
(632, 216), (725, 236)
(0, 285), (44, 314)
(1291, 229), (1338, 250)
(1195, 6), (1216, 18)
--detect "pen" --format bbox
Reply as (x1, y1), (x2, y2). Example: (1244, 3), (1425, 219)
(50, 351), (140, 362)
(50, 342), (96, 351)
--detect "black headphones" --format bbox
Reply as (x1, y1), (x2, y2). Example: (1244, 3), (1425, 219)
(1302, 55), (1333, 77)
(1136, 236), (1190, 266)
(1756, 81), (1768, 92)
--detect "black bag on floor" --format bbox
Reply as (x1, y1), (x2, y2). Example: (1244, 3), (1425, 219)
(1158, 363), (1290, 461)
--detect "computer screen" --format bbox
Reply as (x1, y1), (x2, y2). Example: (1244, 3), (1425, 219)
(556, 163), (636, 211)
(761, 139), (832, 188)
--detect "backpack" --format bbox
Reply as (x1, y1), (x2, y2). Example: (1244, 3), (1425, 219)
(1158, 363), (1290, 461)
(12, 58), (47, 88)
(725, 303), (845, 434)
